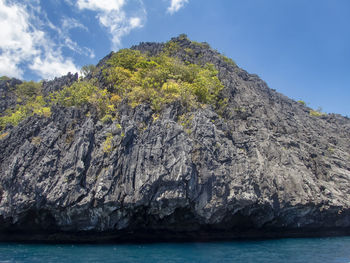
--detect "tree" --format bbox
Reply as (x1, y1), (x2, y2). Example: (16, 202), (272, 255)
(80, 64), (96, 77)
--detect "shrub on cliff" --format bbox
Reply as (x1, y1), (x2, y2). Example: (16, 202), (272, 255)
(0, 81), (51, 129)
(0, 76), (10, 81)
(0, 42), (226, 130)
(15, 81), (42, 102)
(103, 48), (224, 111)
(50, 80), (116, 119)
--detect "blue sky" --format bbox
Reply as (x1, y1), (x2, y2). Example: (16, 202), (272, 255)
(0, 0), (349, 116)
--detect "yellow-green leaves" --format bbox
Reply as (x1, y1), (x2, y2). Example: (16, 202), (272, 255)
(15, 81), (42, 101)
(107, 49), (146, 71)
(0, 107), (28, 129)
(0, 46), (226, 131)
(104, 66), (135, 95)
(51, 80), (117, 120)
(80, 64), (96, 77)
(0, 76), (10, 81)
(103, 133), (113, 153)
(310, 109), (324, 117)
(0, 98), (51, 130)
(0, 81), (51, 130)
(31, 96), (51, 117)
(0, 132), (9, 140)
(192, 64), (223, 104)
(163, 41), (180, 55)
(103, 48), (224, 112)
(51, 81), (99, 107)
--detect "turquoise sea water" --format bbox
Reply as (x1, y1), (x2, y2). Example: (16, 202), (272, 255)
(1, 237), (350, 263)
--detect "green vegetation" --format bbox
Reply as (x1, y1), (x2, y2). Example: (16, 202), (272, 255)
(328, 147), (335, 154)
(0, 107), (28, 128)
(297, 100), (306, 106)
(219, 54), (236, 66)
(103, 48), (224, 112)
(163, 41), (181, 55)
(0, 97), (51, 129)
(15, 81), (42, 102)
(115, 123), (122, 129)
(309, 109), (324, 117)
(103, 133), (113, 153)
(309, 106), (325, 117)
(191, 41), (210, 49)
(178, 114), (194, 128)
(0, 132), (9, 140)
(0, 76), (10, 81)
(0, 44), (226, 131)
(101, 114), (113, 123)
(50, 80), (116, 119)
(50, 81), (99, 107)
(0, 81), (51, 129)
(80, 64), (97, 77)
(233, 106), (246, 113)
(178, 34), (188, 41)
(178, 114), (194, 134)
(184, 48), (194, 55)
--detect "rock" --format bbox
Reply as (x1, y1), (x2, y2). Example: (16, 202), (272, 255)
(0, 78), (22, 114)
(0, 35), (350, 242)
(42, 72), (78, 96)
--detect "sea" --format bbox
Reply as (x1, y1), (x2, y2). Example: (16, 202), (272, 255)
(1, 236), (350, 263)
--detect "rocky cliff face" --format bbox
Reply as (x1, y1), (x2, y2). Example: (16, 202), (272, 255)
(1, 36), (350, 242)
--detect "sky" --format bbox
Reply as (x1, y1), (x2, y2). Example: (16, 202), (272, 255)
(0, 0), (349, 116)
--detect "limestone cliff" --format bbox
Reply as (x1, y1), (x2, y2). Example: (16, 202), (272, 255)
(1, 35), (350, 242)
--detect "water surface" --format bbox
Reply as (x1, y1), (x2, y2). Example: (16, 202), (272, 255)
(1, 237), (350, 262)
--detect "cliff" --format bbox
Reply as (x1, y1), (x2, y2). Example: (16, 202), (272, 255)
(1, 35), (350, 242)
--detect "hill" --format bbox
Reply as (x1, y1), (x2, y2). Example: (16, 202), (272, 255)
(0, 35), (350, 242)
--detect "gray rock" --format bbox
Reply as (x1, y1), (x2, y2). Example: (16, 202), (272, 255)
(0, 78), (22, 115)
(41, 72), (78, 96)
(1, 35), (350, 242)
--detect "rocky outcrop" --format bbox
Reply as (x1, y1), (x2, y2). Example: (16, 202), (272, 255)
(1, 36), (350, 242)
(0, 78), (22, 114)
(41, 72), (78, 96)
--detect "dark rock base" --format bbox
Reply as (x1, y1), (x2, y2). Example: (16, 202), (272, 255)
(2, 228), (350, 244)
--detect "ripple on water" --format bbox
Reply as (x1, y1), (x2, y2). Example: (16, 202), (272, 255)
(0, 237), (350, 263)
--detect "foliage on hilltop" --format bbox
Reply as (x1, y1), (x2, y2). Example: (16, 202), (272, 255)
(0, 40), (226, 130)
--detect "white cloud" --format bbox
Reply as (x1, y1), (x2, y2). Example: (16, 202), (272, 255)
(30, 53), (78, 79)
(0, 1), (37, 61)
(129, 17), (141, 28)
(64, 38), (95, 59)
(167, 0), (188, 14)
(0, 0), (79, 79)
(61, 17), (88, 32)
(77, 0), (125, 12)
(0, 54), (23, 78)
(60, 17), (95, 58)
(76, 0), (146, 49)
(0, 0), (148, 79)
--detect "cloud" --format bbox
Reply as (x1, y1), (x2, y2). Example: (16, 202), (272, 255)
(0, 54), (23, 78)
(61, 17), (88, 32)
(167, 0), (188, 14)
(0, 0), (79, 79)
(30, 53), (78, 79)
(77, 0), (125, 12)
(0, 0), (147, 80)
(76, 0), (146, 49)
(129, 17), (141, 28)
(60, 17), (95, 58)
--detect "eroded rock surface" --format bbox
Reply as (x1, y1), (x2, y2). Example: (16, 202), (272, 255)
(1, 36), (350, 242)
